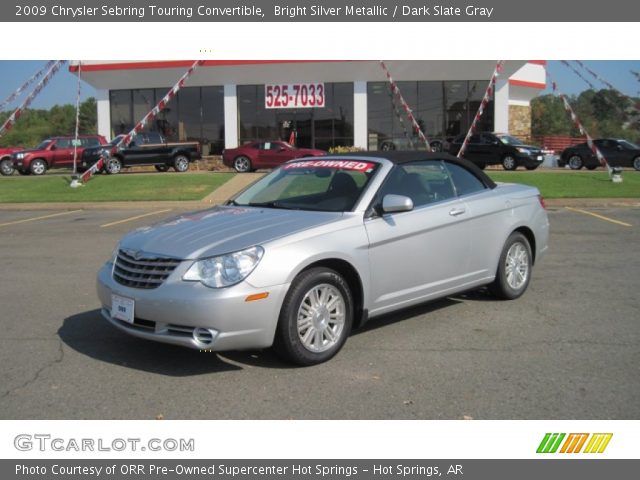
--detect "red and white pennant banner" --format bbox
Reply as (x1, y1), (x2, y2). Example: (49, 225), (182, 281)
(457, 60), (504, 159)
(0, 61), (66, 139)
(80, 60), (203, 183)
(560, 60), (596, 90)
(574, 60), (617, 91)
(379, 61), (431, 150)
(548, 71), (611, 173)
(0, 60), (57, 112)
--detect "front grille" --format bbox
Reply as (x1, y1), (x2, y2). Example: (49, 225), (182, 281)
(113, 249), (180, 289)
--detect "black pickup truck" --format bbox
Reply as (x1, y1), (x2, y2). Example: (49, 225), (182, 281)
(81, 132), (202, 174)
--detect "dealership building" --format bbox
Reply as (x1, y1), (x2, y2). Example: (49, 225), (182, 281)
(74, 60), (546, 154)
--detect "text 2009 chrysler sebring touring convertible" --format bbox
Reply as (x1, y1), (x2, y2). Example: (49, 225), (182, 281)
(97, 152), (549, 365)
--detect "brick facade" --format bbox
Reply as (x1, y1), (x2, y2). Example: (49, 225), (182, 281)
(508, 105), (531, 140)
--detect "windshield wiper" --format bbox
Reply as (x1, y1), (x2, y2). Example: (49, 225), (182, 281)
(246, 201), (294, 209)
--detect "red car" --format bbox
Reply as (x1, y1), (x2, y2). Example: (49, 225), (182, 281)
(11, 135), (108, 175)
(222, 140), (326, 172)
(0, 147), (24, 176)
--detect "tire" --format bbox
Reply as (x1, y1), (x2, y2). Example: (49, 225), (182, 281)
(273, 267), (353, 366)
(155, 165), (169, 172)
(489, 232), (533, 300)
(105, 157), (122, 175)
(233, 155), (252, 173)
(525, 165), (539, 171)
(502, 155), (517, 171)
(29, 159), (47, 176)
(0, 158), (14, 176)
(586, 165), (598, 171)
(568, 154), (583, 170)
(633, 156), (640, 171)
(173, 154), (190, 172)
(380, 141), (396, 151)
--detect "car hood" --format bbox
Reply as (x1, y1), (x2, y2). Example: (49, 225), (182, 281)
(119, 206), (342, 260)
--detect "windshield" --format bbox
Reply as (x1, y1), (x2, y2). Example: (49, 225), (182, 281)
(619, 139), (639, 149)
(497, 135), (524, 146)
(35, 140), (53, 150)
(232, 159), (380, 212)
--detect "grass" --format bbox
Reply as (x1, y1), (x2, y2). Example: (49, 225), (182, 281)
(487, 171), (640, 198)
(0, 173), (234, 203)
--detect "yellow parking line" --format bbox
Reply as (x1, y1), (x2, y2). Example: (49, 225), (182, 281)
(0, 209), (83, 228)
(565, 207), (632, 227)
(100, 209), (172, 228)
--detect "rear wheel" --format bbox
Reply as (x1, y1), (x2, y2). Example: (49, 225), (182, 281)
(502, 155), (517, 171)
(273, 267), (353, 366)
(0, 158), (14, 176)
(30, 159), (47, 175)
(380, 141), (396, 151)
(173, 154), (190, 172)
(233, 155), (252, 173)
(633, 156), (640, 171)
(105, 157), (122, 174)
(154, 165), (169, 172)
(489, 232), (532, 300)
(568, 155), (583, 170)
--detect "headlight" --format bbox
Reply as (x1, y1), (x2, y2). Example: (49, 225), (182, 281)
(16, 153), (27, 159)
(108, 243), (120, 265)
(516, 147), (531, 155)
(183, 246), (264, 288)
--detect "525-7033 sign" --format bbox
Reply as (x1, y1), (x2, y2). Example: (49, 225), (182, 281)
(265, 83), (325, 109)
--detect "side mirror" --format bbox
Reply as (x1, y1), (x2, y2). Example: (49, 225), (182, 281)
(616, 145), (623, 151)
(382, 194), (414, 214)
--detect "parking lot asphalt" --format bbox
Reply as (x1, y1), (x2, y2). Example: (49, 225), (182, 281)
(0, 206), (638, 419)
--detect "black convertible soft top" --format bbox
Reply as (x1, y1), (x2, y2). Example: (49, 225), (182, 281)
(329, 151), (497, 189)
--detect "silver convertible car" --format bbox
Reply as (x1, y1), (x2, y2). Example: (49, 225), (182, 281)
(97, 152), (549, 365)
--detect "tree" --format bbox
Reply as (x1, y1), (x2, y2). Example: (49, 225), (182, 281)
(0, 97), (97, 147)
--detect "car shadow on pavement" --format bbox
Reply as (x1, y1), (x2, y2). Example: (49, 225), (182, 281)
(353, 296), (462, 335)
(58, 310), (243, 375)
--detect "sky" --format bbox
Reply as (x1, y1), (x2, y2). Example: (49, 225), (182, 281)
(0, 60), (639, 111)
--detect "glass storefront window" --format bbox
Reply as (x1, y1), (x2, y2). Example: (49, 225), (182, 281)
(109, 90), (132, 138)
(177, 87), (201, 142)
(202, 86), (225, 155)
(132, 89), (155, 133)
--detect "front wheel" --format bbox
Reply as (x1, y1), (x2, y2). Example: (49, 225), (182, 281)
(0, 158), (14, 176)
(502, 155), (517, 171)
(105, 157), (122, 174)
(633, 156), (640, 171)
(489, 232), (533, 300)
(568, 155), (583, 170)
(273, 267), (353, 366)
(30, 159), (47, 175)
(233, 155), (252, 173)
(173, 154), (190, 172)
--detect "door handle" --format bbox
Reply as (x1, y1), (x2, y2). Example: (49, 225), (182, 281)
(449, 207), (466, 217)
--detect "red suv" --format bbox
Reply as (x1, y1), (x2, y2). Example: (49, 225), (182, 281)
(12, 135), (108, 175)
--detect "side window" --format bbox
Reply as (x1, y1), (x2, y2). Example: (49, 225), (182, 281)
(445, 162), (487, 197)
(481, 134), (495, 145)
(56, 138), (71, 148)
(377, 161), (456, 208)
(86, 138), (100, 146)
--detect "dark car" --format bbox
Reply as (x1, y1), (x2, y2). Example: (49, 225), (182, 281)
(559, 138), (640, 171)
(11, 135), (108, 175)
(222, 140), (326, 172)
(448, 132), (544, 171)
(81, 132), (201, 174)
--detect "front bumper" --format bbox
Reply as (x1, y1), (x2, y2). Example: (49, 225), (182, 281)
(516, 153), (544, 167)
(97, 262), (289, 351)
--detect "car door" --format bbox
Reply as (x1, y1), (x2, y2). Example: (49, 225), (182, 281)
(51, 138), (74, 168)
(364, 160), (471, 316)
(459, 134), (487, 165)
(258, 142), (292, 167)
(594, 139), (619, 166)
